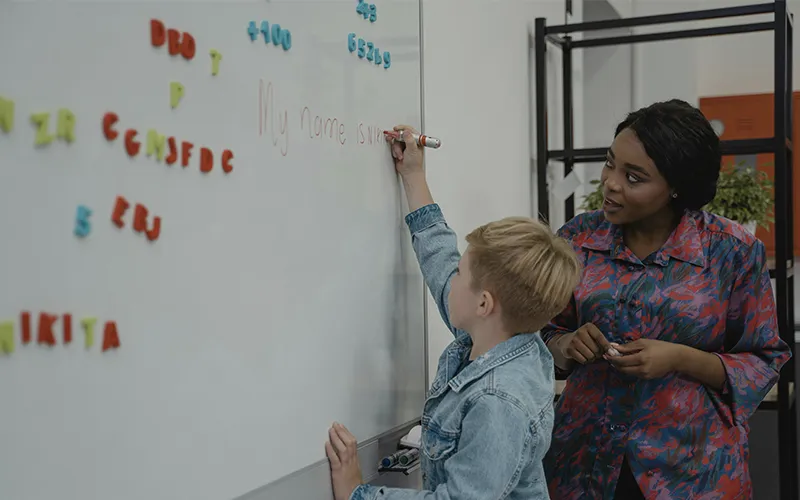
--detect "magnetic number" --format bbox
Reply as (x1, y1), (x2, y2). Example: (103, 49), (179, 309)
(348, 33), (391, 69)
(357, 38), (366, 58)
(356, 0), (377, 22)
(249, 20), (292, 51)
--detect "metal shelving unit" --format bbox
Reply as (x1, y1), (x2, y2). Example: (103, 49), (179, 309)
(533, 2), (796, 498)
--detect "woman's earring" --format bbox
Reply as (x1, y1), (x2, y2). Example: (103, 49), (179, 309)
(672, 193), (678, 199)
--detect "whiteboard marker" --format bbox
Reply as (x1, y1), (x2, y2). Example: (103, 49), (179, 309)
(380, 449), (408, 468)
(398, 447), (419, 465)
(384, 130), (442, 149)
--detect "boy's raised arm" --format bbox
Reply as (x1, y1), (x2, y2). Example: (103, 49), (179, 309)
(405, 202), (461, 336)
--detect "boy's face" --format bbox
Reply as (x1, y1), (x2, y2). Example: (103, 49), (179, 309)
(448, 248), (488, 331)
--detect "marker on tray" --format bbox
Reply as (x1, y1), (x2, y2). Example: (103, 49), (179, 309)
(384, 130), (442, 149)
(380, 449), (409, 468)
(398, 448), (419, 465)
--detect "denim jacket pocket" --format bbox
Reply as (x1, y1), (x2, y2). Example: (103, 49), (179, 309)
(421, 423), (458, 461)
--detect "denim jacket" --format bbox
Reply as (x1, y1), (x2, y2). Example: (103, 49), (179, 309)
(351, 204), (555, 500)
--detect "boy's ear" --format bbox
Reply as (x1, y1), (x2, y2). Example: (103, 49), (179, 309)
(478, 290), (496, 318)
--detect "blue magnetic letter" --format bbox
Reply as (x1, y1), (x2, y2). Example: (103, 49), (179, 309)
(74, 205), (92, 238)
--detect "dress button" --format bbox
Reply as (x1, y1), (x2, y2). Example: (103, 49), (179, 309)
(617, 424), (628, 432)
(608, 424), (617, 431)
(628, 265), (635, 271)
(422, 472), (427, 481)
(647, 471), (655, 477)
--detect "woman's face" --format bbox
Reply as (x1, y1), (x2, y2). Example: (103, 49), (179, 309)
(600, 128), (673, 225)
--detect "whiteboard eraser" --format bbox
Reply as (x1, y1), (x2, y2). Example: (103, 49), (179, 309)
(400, 425), (421, 448)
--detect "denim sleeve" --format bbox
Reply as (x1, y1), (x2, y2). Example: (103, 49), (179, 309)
(404, 204), (462, 337)
(350, 394), (534, 500)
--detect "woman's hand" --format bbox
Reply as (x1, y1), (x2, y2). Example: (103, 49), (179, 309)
(605, 339), (684, 379)
(561, 323), (613, 364)
(325, 422), (363, 500)
(390, 124), (425, 178)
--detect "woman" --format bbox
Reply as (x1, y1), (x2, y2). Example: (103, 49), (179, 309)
(542, 99), (791, 499)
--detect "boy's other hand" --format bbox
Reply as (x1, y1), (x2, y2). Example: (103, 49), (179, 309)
(326, 422), (363, 500)
(561, 323), (612, 364)
(390, 124), (424, 179)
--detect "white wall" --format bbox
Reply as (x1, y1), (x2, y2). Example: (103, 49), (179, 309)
(581, 0), (633, 189)
(422, 0), (579, 378)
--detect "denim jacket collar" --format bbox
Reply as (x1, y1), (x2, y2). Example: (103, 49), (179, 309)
(445, 333), (540, 393)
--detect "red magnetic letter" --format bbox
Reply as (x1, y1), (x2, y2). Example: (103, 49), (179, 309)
(133, 204), (148, 233)
(181, 141), (194, 167)
(146, 217), (162, 242)
(37, 312), (57, 346)
(21, 311), (31, 344)
(166, 137), (178, 165)
(199, 147), (213, 173)
(102, 321), (121, 351)
(167, 29), (182, 56)
(63, 313), (72, 344)
(221, 150), (234, 174)
(103, 112), (119, 141)
(112, 195), (130, 228)
(151, 19), (166, 47)
(181, 32), (196, 60)
(125, 129), (140, 157)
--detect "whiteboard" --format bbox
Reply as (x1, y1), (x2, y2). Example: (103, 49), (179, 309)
(0, 1), (426, 499)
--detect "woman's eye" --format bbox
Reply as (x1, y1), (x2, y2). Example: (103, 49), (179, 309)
(626, 173), (640, 183)
(604, 161), (613, 169)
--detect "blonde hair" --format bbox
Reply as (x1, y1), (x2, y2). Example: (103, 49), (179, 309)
(465, 217), (581, 333)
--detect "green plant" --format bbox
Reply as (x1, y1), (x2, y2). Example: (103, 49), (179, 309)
(578, 162), (774, 229)
(579, 179), (604, 212)
(704, 163), (774, 229)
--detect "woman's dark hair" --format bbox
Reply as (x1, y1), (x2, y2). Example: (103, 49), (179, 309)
(614, 99), (721, 212)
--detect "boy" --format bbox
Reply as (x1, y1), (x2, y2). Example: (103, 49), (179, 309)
(325, 125), (581, 500)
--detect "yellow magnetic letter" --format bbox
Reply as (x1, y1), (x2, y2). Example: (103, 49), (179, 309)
(210, 50), (222, 76)
(56, 108), (76, 143)
(81, 317), (97, 349)
(146, 129), (166, 161)
(0, 321), (14, 354)
(30, 112), (54, 146)
(170, 82), (185, 109)
(0, 97), (15, 133)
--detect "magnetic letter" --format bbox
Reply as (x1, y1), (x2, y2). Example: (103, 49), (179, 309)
(56, 108), (76, 143)
(0, 321), (13, 354)
(170, 82), (184, 109)
(210, 50), (222, 76)
(124, 129), (140, 156)
(102, 321), (120, 351)
(63, 314), (72, 344)
(146, 217), (161, 242)
(146, 129), (167, 160)
(0, 97), (14, 133)
(151, 19), (166, 47)
(74, 205), (92, 238)
(199, 147), (213, 173)
(21, 311), (31, 344)
(221, 149), (234, 173)
(133, 204), (148, 233)
(81, 317), (97, 349)
(181, 141), (194, 167)
(37, 312), (57, 346)
(103, 112), (119, 141)
(167, 29), (182, 55)
(181, 32), (196, 60)
(111, 195), (130, 228)
(30, 112), (54, 146)
(165, 137), (178, 165)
